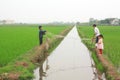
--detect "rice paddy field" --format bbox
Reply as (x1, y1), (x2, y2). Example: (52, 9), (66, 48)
(0, 24), (68, 67)
(77, 26), (120, 69)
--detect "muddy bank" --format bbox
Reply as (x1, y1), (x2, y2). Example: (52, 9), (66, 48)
(32, 26), (73, 64)
(88, 40), (120, 79)
(0, 27), (72, 80)
(95, 49), (120, 80)
(33, 26), (98, 80)
(77, 26), (120, 80)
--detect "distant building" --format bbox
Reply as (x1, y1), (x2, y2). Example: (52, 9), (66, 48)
(0, 20), (2, 24)
(89, 18), (99, 25)
(111, 18), (119, 25)
(0, 20), (14, 24)
(89, 18), (94, 23)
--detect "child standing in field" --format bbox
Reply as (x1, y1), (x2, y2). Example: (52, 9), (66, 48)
(39, 26), (46, 45)
(92, 24), (100, 48)
(97, 34), (104, 55)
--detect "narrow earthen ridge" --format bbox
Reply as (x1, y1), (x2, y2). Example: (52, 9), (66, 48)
(96, 49), (120, 80)
(32, 27), (72, 64)
(0, 27), (72, 80)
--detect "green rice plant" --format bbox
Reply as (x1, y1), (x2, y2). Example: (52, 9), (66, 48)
(0, 24), (68, 66)
(77, 26), (120, 69)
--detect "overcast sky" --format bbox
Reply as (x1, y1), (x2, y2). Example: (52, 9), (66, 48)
(0, 0), (120, 23)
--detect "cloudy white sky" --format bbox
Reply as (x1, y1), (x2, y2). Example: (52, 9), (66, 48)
(0, 0), (120, 23)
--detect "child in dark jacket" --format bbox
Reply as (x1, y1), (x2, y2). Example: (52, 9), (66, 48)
(39, 26), (46, 45)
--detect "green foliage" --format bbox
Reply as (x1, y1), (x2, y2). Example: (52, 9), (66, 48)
(0, 24), (71, 80)
(0, 24), (68, 66)
(77, 26), (120, 70)
(92, 52), (105, 72)
(100, 26), (120, 68)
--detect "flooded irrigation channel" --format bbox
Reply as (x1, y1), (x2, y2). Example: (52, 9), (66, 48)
(33, 27), (100, 80)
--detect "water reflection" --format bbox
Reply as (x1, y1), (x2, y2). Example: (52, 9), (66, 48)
(39, 58), (49, 80)
(45, 59), (49, 71)
(34, 27), (99, 80)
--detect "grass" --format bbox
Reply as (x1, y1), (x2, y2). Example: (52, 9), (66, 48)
(100, 26), (120, 68)
(0, 24), (72, 79)
(77, 26), (120, 69)
(0, 24), (68, 67)
(77, 26), (105, 73)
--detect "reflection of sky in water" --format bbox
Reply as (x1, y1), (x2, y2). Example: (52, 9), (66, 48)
(34, 27), (100, 80)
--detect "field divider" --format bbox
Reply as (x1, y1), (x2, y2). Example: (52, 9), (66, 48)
(95, 49), (120, 80)
(77, 26), (120, 80)
(0, 26), (73, 80)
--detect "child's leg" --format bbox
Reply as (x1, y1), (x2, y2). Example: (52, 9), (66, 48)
(99, 49), (102, 54)
(95, 48), (99, 54)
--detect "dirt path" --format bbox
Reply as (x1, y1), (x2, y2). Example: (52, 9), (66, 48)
(34, 26), (98, 80)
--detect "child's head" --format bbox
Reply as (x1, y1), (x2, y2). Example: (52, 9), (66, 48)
(39, 25), (42, 30)
(93, 24), (97, 27)
(98, 34), (104, 39)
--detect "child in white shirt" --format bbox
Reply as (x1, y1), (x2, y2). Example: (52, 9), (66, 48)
(92, 24), (100, 47)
